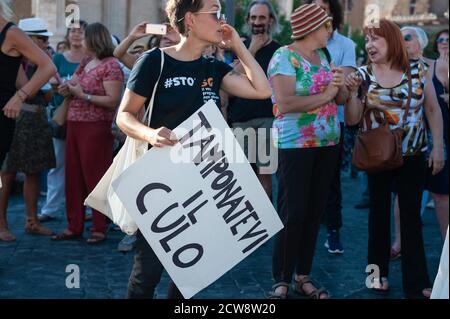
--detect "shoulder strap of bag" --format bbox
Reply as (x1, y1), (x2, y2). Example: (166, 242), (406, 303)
(143, 48), (165, 127)
(321, 47), (332, 64)
(358, 65), (412, 129)
(358, 67), (371, 129)
(402, 66), (412, 125)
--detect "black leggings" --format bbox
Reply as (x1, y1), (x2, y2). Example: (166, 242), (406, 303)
(272, 145), (339, 284)
(0, 112), (15, 168)
(368, 154), (431, 295)
(126, 231), (183, 299)
(325, 124), (344, 231)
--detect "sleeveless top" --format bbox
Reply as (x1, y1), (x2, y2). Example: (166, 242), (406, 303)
(432, 60), (449, 147)
(0, 22), (22, 108)
(357, 60), (428, 156)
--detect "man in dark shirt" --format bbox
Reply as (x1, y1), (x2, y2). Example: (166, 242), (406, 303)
(228, 0), (280, 199)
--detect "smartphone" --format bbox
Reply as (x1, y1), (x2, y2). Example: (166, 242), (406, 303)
(146, 24), (167, 35)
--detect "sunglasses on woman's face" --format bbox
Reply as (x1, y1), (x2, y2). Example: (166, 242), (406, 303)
(404, 34), (414, 42)
(179, 10), (226, 23)
(437, 37), (449, 44)
(195, 11), (226, 22)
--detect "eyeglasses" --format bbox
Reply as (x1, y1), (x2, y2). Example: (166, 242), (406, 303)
(324, 20), (333, 32)
(178, 11), (226, 23)
(196, 11), (226, 22)
(404, 34), (414, 42)
(437, 37), (449, 44)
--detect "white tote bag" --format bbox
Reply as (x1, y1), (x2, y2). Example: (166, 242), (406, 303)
(84, 49), (164, 235)
(431, 227), (449, 299)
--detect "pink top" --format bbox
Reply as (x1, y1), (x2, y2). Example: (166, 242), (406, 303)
(67, 56), (124, 122)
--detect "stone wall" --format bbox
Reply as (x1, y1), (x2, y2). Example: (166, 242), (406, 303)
(392, 0), (430, 16)
(430, 0), (449, 18)
(344, 0), (448, 31)
(10, 0), (32, 22)
(10, 0), (162, 47)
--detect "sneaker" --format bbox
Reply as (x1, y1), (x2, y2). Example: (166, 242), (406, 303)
(324, 230), (344, 254)
(117, 234), (137, 253)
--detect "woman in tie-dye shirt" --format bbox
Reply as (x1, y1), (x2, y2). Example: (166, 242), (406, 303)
(268, 47), (341, 149)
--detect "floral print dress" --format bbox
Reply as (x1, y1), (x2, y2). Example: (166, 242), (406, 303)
(267, 46), (340, 149)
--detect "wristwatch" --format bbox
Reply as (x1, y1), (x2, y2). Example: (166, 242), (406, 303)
(349, 92), (358, 100)
(85, 94), (92, 102)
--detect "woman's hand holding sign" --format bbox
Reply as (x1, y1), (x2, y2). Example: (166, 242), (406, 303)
(147, 127), (178, 148)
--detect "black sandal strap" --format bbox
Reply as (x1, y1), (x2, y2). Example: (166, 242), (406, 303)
(295, 276), (313, 293)
(272, 282), (289, 290)
(310, 287), (329, 299)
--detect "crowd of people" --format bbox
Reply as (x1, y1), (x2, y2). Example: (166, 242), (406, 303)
(0, 0), (448, 300)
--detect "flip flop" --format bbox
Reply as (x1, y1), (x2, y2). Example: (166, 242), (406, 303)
(0, 229), (16, 242)
(52, 231), (83, 241)
(86, 233), (106, 245)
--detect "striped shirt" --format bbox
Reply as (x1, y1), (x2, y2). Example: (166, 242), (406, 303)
(358, 60), (427, 156)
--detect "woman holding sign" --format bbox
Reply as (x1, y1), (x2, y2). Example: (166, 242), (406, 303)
(117, 0), (271, 299)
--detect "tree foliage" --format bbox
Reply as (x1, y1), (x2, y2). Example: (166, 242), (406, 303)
(231, 0), (294, 45)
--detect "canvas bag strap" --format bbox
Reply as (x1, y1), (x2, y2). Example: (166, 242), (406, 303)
(143, 48), (165, 127)
(401, 66), (413, 126)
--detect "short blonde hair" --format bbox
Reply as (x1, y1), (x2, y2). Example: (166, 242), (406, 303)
(0, 0), (13, 20)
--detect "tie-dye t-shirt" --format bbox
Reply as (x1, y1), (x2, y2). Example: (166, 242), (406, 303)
(357, 60), (427, 156)
(267, 46), (340, 149)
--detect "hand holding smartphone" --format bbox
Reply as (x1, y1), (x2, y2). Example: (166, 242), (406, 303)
(49, 72), (62, 92)
(145, 24), (167, 35)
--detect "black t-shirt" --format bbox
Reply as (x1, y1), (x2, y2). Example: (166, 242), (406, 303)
(127, 48), (232, 130)
(228, 39), (281, 123)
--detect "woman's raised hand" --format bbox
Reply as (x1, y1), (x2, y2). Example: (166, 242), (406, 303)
(219, 24), (242, 52)
(129, 21), (150, 41)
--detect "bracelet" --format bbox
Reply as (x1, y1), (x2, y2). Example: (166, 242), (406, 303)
(16, 91), (26, 102)
(349, 92), (358, 100)
(19, 88), (30, 99)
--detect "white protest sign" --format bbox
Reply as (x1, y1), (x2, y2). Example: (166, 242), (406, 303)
(112, 100), (283, 299)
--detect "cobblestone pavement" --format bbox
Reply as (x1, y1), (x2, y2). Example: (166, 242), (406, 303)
(0, 173), (443, 299)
